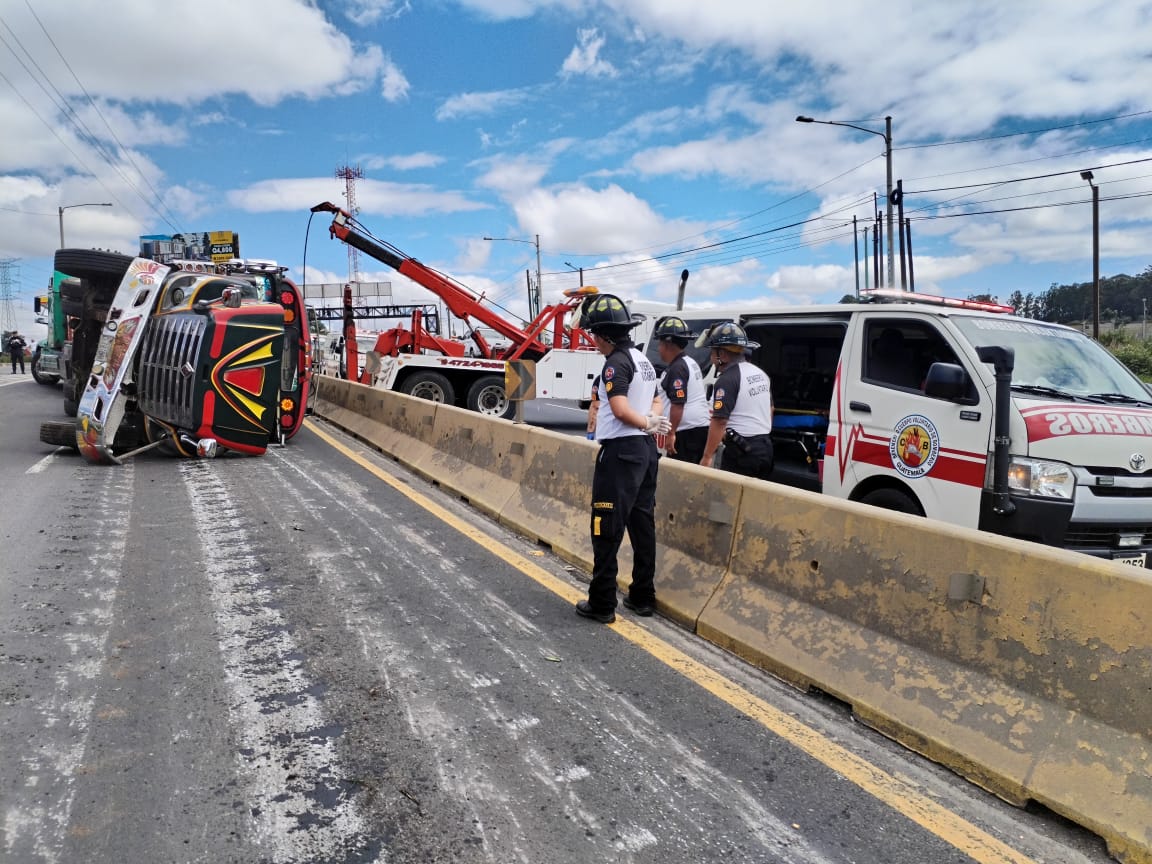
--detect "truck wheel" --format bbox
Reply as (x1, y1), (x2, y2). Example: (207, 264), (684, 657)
(54, 249), (133, 282)
(40, 420), (78, 450)
(400, 371), (455, 405)
(31, 349), (60, 386)
(466, 375), (514, 418)
(860, 488), (923, 516)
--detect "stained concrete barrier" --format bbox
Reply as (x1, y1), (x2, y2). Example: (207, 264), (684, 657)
(424, 404), (531, 521)
(647, 459), (744, 630)
(699, 478), (1152, 864)
(497, 426), (596, 567)
(310, 381), (1152, 863)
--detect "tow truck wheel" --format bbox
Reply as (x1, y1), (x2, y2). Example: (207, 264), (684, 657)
(860, 487), (923, 516)
(400, 371), (455, 405)
(31, 349), (60, 386)
(466, 375), (514, 419)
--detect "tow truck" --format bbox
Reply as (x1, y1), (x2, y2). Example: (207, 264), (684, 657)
(40, 249), (312, 463)
(310, 202), (616, 417)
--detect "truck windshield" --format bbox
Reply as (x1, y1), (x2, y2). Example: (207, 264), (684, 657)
(953, 317), (1149, 401)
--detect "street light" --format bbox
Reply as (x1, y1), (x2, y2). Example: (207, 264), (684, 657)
(1080, 171), (1100, 340)
(797, 114), (895, 290)
(59, 202), (112, 248)
(563, 261), (584, 286)
(483, 234), (542, 318)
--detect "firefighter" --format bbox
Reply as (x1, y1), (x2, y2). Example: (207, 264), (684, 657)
(654, 316), (710, 465)
(577, 294), (670, 624)
(699, 322), (774, 480)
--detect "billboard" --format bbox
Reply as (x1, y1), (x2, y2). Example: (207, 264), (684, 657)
(139, 231), (239, 264)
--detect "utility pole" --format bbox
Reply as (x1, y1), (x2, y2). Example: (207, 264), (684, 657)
(1081, 171), (1101, 339)
(797, 113), (895, 289)
(852, 215), (860, 298)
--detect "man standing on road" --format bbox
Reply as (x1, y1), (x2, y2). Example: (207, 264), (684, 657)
(699, 322), (774, 480)
(654, 317), (710, 465)
(7, 333), (26, 374)
(576, 294), (670, 624)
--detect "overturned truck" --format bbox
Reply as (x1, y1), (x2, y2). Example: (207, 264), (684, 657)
(41, 249), (312, 464)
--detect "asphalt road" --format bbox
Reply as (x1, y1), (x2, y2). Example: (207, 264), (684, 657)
(0, 372), (1114, 864)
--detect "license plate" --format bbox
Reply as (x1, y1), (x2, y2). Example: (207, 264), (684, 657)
(1113, 553), (1147, 568)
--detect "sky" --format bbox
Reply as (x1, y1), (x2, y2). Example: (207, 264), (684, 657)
(2, 0), (1152, 342)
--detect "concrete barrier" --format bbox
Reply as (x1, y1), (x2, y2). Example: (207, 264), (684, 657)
(698, 478), (1152, 864)
(646, 460), (744, 630)
(423, 404), (531, 521)
(310, 384), (1152, 863)
(498, 426), (596, 567)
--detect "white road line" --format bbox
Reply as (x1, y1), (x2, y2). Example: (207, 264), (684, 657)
(26, 451), (66, 473)
(179, 461), (382, 864)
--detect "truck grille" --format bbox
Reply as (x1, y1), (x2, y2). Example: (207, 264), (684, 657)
(1064, 523), (1152, 549)
(137, 314), (207, 428)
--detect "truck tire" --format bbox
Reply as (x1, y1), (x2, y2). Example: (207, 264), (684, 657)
(40, 419), (78, 450)
(399, 371), (455, 405)
(860, 487), (923, 516)
(59, 277), (87, 318)
(31, 348), (60, 386)
(54, 248), (133, 283)
(466, 375), (514, 419)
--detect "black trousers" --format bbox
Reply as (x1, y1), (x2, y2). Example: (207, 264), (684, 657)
(720, 434), (774, 481)
(589, 435), (659, 611)
(667, 425), (708, 466)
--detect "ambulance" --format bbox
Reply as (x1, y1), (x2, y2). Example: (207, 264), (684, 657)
(723, 290), (1152, 567)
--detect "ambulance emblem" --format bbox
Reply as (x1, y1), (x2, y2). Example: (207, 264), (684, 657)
(889, 414), (940, 479)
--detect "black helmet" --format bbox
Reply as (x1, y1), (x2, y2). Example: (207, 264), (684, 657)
(705, 322), (759, 352)
(580, 293), (639, 335)
(654, 316), (697, 342)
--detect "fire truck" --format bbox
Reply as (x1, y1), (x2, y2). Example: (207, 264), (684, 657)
(40, 249), (312, 464)
(311, 202), (618, 417)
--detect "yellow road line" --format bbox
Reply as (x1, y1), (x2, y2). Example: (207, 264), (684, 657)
(308, 420), (1038, 864)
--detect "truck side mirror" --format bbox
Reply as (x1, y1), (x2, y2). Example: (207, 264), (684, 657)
(923, 362), (971, 401)
(34, 296), (45, 313)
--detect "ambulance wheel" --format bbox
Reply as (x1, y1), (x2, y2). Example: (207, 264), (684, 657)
(466, 375), (514, 418)
(860, 488), (923, 516)
(400, 371), (455, 405)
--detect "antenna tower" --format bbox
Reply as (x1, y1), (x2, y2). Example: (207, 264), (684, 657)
(0, 258), (19, 334)
(335, 164), (364, 283)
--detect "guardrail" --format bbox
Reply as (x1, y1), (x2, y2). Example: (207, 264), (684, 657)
(311, 375), (1152, 864)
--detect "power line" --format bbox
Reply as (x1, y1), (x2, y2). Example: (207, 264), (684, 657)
(20, 0), (181, 231)
(896, 109), (1152, 151)
(904, 156), (1152, 195)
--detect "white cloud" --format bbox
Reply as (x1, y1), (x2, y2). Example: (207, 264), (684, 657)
(0, 1), (385, 106)
(560, 28), (617, 79)
(436, 88), (532, 120)
(362, 153), (446, 171)
(227, 177), (488, 217)
(511, 183), (709, 255)
(380, 55), (411, 102)
(345, 0), (411, 26)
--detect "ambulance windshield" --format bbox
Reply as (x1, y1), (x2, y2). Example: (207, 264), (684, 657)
(954, 317), (1149, 402)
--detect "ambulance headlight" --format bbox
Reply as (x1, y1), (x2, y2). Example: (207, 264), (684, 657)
(1005, 457), (1075, 499)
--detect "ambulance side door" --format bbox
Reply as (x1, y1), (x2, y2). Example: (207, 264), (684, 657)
(837, 312), (991, 525)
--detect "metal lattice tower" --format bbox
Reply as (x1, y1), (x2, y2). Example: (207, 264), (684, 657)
(335, 164), (364, 283)
(0, 258), (19, 334)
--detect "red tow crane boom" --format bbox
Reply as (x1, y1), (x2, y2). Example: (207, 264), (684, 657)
(311, 202), (598, 383)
